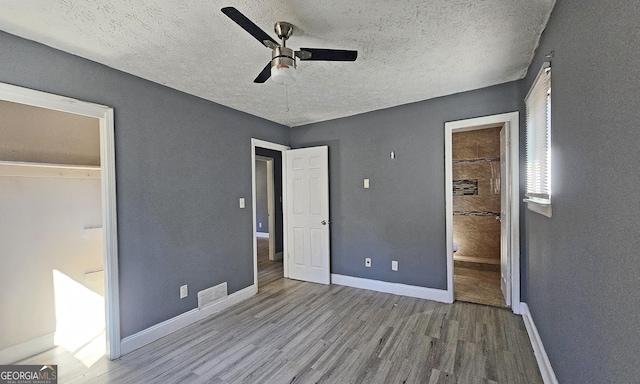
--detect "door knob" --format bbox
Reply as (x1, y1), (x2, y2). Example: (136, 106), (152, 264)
(321, 220), (330, 225)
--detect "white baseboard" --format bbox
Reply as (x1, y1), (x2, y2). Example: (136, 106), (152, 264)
(256, 232), (269, 239)
(274, 252), (283, 261)
(120, 284), (257, 356)
(520, 303), (558, 384)
(0, 332), (55, 364)
(331, 274), (450, 303)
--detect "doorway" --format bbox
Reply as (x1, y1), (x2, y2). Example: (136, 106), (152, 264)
(251, 139), (332, 288)
(0, 83), (120, 360)
(450, 125), (504, 307)
(254, 150), (284, 288)
(251, 139), (289, 289)
(445, 112), (521, 313)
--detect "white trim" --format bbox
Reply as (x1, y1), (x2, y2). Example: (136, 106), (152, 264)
(444, 123), (455, 303)
(251, 139), (290, 287)
(445, 112), (521, 313)
(0, 83), (120, 360)
(0, 333), (55, 364)
(524, 199), (552, 218)
(0, 161), (100, 179)
(266, 158), (275, 260)
(331, 274), (451, 303)
(282, 151), (289, 279)
(521, 303), (559, 384)
(256, 232), (270, 238)
(120, 284), (257, 356)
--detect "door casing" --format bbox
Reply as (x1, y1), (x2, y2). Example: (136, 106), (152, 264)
(444, 112), (521, 314)
(0, 82), (120, 359)
(251, 139), (290, 287)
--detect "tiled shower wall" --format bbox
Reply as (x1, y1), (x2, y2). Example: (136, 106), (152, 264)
(452, 127), (501, 263)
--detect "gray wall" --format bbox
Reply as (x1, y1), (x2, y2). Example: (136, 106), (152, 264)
(255, 147), (284, 253)
(291, 82), (522, 289)
(254, 160), (268, 232)
(0, 31), (290, 338)
(523, 1), (640, 383)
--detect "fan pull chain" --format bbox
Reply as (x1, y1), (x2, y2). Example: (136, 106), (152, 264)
(285, 85), (290, 112)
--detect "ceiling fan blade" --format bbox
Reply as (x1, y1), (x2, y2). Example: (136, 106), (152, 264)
(297, 48), (358, 61)
(221, 7), (279, 48)
(254, 62), (272, 83)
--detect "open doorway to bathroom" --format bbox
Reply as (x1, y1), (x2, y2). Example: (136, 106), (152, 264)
(445, 112), (520, 312)
(451, 126), (505, 307)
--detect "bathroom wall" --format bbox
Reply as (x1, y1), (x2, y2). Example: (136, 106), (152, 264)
(452, 127), (501, 263)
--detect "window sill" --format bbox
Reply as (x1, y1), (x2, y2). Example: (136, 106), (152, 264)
(524, 198), (552, 218)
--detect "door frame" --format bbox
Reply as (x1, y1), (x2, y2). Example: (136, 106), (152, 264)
(251, 139), (290, 287)
(444, 112), (522, 314)
(0, 82), (121, 358)
(255, 155), (276, 261)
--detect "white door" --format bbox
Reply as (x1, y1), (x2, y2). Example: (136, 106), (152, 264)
(284, 146), (330, 284)
(500, 126), (512, 306)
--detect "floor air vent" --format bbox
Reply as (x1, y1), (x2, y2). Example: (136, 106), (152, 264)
(198, 282), (228, 310)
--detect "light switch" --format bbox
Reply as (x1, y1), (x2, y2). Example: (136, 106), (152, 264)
(392, 260), (398, 271)
(239, 198), (245, 208)
(364, 179), (370, 189)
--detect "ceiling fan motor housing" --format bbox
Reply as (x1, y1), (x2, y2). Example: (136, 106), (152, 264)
(271, 46), (296, 85)
(220, 7), (357, 84)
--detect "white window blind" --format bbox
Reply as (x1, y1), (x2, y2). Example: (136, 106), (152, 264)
(525, 62), (551, 205)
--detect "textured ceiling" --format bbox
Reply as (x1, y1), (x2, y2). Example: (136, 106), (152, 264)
(0, 0), (555, 127)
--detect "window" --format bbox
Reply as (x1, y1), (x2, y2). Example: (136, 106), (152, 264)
(525, 62), (552, 217)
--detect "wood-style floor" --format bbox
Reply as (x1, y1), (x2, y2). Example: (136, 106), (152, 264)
(454, 263), (506, 308)
(17, 239), (541, 383)
(257, 238), (283, 288)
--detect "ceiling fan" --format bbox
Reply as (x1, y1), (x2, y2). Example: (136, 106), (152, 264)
(221, 7), (358, 85)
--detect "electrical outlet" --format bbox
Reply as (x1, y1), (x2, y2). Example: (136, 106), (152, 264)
(365, 258), (371, 267)
(392, 260), (398, 271)
(259, 222), (262, 228)
(180, 284), (188, 299)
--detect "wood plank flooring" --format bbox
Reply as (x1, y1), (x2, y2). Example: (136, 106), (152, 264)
(257, 238), (283, 288)
(454, 264), (506, 308)
(17, 240), (541, 383)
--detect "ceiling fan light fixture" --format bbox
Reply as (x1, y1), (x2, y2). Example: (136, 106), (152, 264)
(271, 63), (296, 85)
(271, 46), (296, 85)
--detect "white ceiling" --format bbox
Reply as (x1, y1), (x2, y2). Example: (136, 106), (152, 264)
(0, 0), (555, 127)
